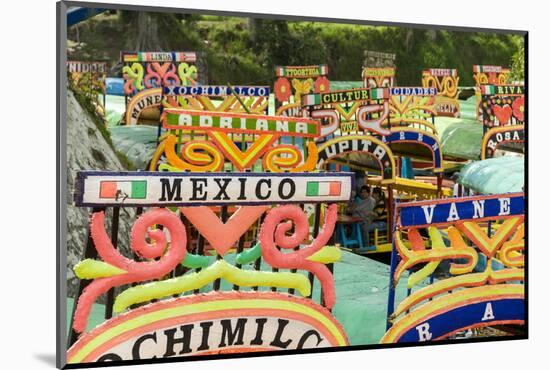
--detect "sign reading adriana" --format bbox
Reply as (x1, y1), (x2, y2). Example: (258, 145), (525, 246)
(74, 171), (354, 207)
(67, 292), (349, 363)
(163, 109), (319, 138)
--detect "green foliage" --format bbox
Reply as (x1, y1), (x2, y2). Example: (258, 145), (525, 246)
(68, 12), (524, 87)
(510, 41), (525, 82)
(70, 87), (135, 170)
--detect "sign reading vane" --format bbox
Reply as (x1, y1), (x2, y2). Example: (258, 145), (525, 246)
(74, 171), (354, 207)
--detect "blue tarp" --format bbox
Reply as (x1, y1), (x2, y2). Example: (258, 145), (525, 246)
(106, 77), (125, 96)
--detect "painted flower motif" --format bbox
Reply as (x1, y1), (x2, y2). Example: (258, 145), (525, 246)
(512, 96), (524, 122)
(274, 77), (292, 102)
(314, 76), (330, 93)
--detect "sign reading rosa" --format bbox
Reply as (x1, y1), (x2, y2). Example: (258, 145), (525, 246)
(68, 292), (349, 363)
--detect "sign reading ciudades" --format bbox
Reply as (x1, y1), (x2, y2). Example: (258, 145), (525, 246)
(74, 171), (354, 207)
(389, 87), (437, 96)
(163, 109), (319, 137)
(398, 193), (524, 228)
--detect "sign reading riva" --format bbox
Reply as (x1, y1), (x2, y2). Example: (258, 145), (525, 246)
(398, 193), (524, 228)
(67, 292), (349, 363)
(164, 85), (270, 97)
(163, 109), (319, 137)
(75, 171), (353, 207)
(480, 85), (524, 96)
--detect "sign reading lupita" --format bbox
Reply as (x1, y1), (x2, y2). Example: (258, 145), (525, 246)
(74, 171), (354, 207)
(67, 292), (349, 363)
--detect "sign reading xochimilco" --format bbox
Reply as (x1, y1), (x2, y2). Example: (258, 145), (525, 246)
(67, 292), (349, 363)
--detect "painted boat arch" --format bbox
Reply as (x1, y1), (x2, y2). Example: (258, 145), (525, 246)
(481, 125), (525, 159)
(124, 87), (162, 125)
(316, 135), (396, 184)
(381, 284), (524, 343)
(68, 291), (349, 364)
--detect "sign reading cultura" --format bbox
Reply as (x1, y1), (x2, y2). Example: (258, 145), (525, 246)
(163, 109), (319, 137)
(302, 88), (389, 106)
(75, 171), (354, 207)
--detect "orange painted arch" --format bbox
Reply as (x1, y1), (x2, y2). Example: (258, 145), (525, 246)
(68, 291), (348, 364)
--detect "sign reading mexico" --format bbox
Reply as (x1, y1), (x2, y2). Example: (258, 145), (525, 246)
(74, 171), (354, 207)
(67, 292), (348, 363)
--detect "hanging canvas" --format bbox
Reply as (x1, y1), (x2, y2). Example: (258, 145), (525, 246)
(58, 3), (527, 369)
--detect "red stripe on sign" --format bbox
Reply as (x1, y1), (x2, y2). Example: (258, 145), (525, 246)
(329, 182), (341, 196)
(99, 182), (117, 198)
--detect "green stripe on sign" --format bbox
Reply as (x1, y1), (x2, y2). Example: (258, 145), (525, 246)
(481, 85), (496, 95)
(306, 181), (319, 196)
(302, 94), (321, 106)
(370, 88), (385, 100)
(131, 181), (147, 199)
(166, 112), (180, 125)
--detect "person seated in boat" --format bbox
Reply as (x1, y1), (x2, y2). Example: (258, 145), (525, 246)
(372, 187), (388, 230)
(347, 185), (380, 247)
